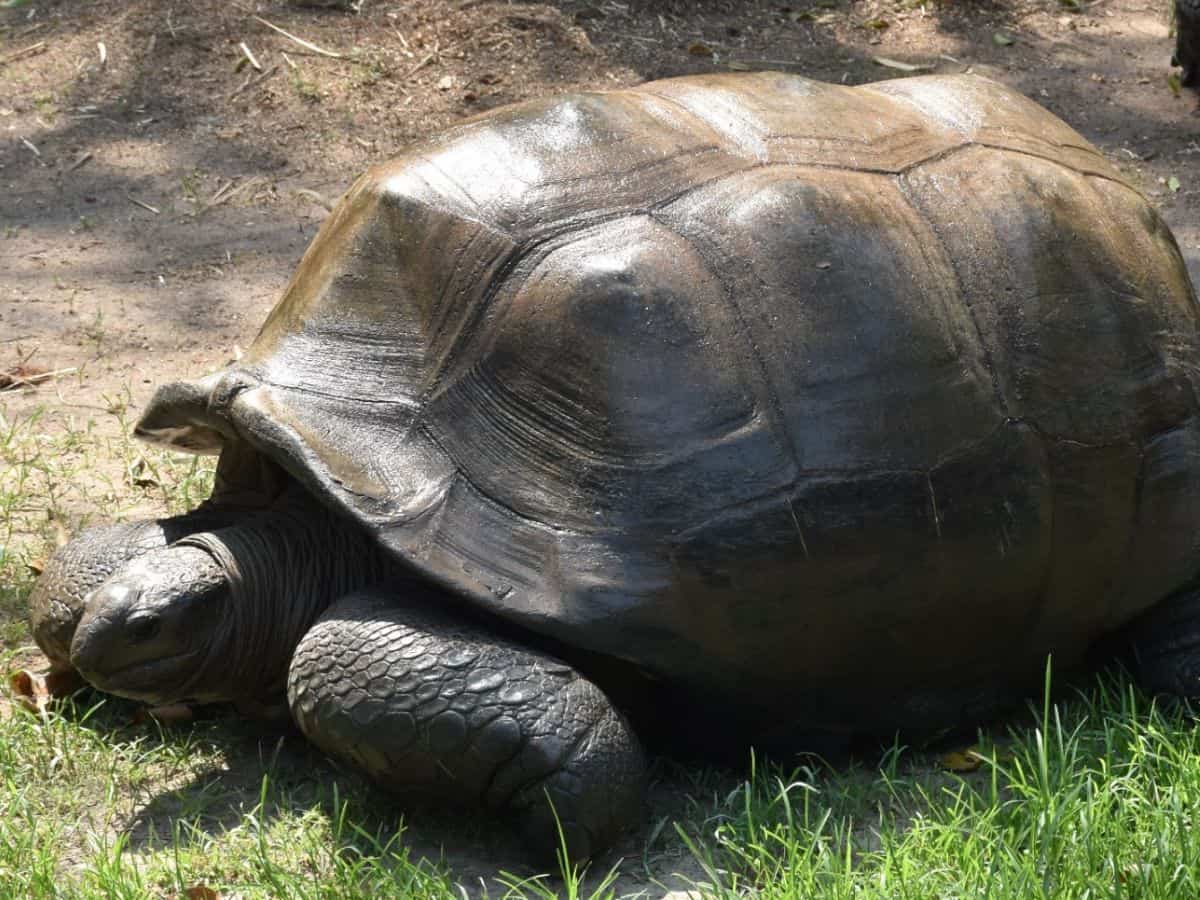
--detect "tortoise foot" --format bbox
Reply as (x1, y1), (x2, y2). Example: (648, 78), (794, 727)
(287, 588), (646, 863)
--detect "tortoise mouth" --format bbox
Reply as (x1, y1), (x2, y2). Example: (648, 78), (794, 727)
(88, 650), (204, 704)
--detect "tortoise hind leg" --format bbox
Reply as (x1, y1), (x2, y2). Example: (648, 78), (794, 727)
(1121, 585), (1200, 697)
(287, 587), (646, 863)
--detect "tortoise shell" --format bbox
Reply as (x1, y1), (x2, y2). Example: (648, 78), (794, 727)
(137, 73), (1200, 733)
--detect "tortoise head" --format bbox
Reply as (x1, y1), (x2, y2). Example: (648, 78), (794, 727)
(67, 493), (391, 708)
(70, 543), (233, 705)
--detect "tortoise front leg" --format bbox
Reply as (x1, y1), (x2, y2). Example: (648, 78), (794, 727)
(287, 588), (646, 863)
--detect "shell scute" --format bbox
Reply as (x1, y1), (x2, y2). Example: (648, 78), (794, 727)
(425, 214), (794, 532)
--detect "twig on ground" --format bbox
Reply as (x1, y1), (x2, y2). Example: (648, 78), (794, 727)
(97, 42), (107, 66)
(400, 53), (434, 80)
(127, 195), (161, 215)
(68, 151), (93, 172)
(295, 188), (333, 211)
(20, 138), (41, 158)
(0, 367), (78, 392)
(208, 179), (236, 206)
(229, 63), (279, 98)
(221, 176), (266, 206)
(239, 41), (262, 71)
(0, 41), (47, 66)
(252, 15), (346, 59)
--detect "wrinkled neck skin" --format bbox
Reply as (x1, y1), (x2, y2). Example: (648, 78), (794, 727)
(179, 491), (397, 704)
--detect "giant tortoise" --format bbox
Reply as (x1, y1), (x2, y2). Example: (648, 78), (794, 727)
(29, 72), (1200, 859)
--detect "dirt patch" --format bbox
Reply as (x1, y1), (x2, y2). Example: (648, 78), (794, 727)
(2, 0), (1199, 894)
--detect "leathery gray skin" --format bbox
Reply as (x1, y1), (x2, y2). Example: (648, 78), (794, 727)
(36, 484), (646, 862)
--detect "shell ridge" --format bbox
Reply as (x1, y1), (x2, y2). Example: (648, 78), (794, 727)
(892, 172), (1011, 418)
(255, 379), (420, 409)
(642, 210), (805, 482)
(413, 153), (501, 219)
(414, 224), (521, 400)
(416, 424), (591, 539)
(969, 141), (1132, 189)
(636, 88), (768, 162)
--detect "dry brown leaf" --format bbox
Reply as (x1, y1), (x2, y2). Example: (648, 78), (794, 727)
(10, 668), (84, 713)
(687, 41), (714, 57)
(184, 886), (221, 900)
(9, 670), (45, 713)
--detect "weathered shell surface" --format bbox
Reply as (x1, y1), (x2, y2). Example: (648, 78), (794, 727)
(138, 73), (1200, 731)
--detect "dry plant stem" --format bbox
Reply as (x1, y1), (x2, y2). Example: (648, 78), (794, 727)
(400, 53), (435, 79)
(208, 180), (235, 206)
(229, 64), (279, 99)
(252, 15), (346, 59)
(0, 368), (79, 391)
(126, 196), (161, 215)
(239, 42), (263, 71)
(0, 42), (47, 66)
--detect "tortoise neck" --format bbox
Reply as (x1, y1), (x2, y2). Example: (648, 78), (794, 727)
(177, 492), (394, 702)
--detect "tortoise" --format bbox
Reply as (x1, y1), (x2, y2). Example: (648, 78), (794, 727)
(29, 72), (1200, 860)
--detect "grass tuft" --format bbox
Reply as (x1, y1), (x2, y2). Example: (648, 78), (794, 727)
(679, 669), (1200, 899)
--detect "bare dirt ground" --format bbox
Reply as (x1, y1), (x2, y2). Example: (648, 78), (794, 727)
(2, 0), (1199, 894)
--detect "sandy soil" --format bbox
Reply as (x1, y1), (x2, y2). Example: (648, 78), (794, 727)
(2, 0), (1198, 894)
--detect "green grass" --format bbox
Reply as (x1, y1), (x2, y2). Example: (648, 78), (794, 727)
(683, 672), (1200, 899)
(6, 398), (1200, 897)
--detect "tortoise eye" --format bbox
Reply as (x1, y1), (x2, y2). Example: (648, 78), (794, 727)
(126, 614), (160, 644)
